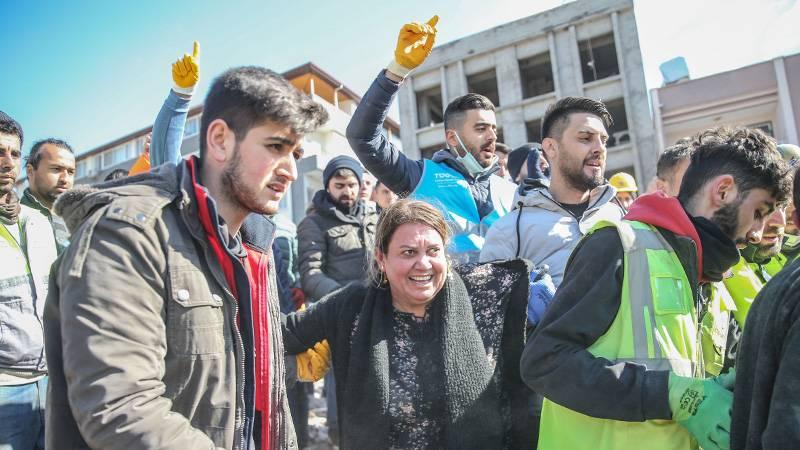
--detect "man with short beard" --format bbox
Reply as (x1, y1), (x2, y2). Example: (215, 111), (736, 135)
(21, 138), (75, 253)
(730, 167), (800, 450)
(0, 111), (57, 450)
(480, 97), (623, 287)
(522, 127), (791, 450)
(346, 16), (517, 263)
(297, 155), (378, 303)
(296, 155), (378, 445)
(44, 66), (328, 449)
(478, 96), (623, 448)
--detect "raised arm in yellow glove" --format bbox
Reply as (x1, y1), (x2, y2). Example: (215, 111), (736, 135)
(296, 340), (331, 382)
(387, 15), (439, 79)
(172, 41), (200, 97)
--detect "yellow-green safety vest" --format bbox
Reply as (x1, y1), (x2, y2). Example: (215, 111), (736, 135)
(538, 220), (711, 450)
(700, 283), (735, 376)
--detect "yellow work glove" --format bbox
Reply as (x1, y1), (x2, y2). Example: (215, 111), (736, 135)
(172, 41), (200, 96)
(296, 340), (331, 382)
(387, 15), (438, 78)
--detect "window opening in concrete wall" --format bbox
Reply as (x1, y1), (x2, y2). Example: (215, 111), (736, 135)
(496, 127), (505, 144)
(747, 121), (774, 137)
(519, 52), (555, 99)
(420, 144), (444, 160)
(184, 115), (201, 137)
(605, 98), (629, 147)
(579, 33), (620, 83)
(525, 118), (543, 143)
(467, 69), (501, 107)
(416, 86), (444, 128)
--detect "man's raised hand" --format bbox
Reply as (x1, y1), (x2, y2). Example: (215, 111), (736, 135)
(171, 41), (200, 96)
(387, 15), (439, 79)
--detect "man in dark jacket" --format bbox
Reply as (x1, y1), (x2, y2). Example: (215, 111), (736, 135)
(44, 66), (328, 450)
(297, 155), (378, 302)
(297, 155), (378, 444)
(345, 16), (517, 263)
(521, 127), (790, 450)
(731, 165), (800, 450)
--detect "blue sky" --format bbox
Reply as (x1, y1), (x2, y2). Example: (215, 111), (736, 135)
(2, 0), (798, 156)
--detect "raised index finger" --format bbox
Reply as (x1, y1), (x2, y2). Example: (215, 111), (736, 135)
(192, 41), (200, 59)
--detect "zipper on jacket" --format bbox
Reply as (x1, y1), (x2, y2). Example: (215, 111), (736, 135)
(229, 286), (247, 450)
(536, 185), (612, 222)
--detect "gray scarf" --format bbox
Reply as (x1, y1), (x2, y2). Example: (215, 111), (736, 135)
(0, 191), (21, 225)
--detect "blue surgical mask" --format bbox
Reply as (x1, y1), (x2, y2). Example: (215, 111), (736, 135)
(452, 132), (495, 177)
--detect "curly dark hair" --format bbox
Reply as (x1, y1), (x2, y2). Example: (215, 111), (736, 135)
(678, 126), (792, 206)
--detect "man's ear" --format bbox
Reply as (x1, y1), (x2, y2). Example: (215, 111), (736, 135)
(444, 128), (461, 154)
(709, 174), (737, 208)
(793, 208), (800, 231)
(542, 137), (558, 162)
(205, 119), (236, 164)
(25, 163), (34, 180)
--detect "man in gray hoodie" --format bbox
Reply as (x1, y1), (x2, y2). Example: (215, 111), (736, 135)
(479, 97), (623, 448)
(481, 97), (624, 288)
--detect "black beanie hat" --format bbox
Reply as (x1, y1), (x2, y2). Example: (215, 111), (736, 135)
(508, 144), (537, 180)
(323, 155), (364, 188)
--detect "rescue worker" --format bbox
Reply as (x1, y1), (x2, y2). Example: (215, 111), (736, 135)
(610, 171), (638, 211)
(521, 126), (791, 450)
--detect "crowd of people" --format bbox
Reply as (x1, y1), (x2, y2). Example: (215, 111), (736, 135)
(1, 14), (799, 450)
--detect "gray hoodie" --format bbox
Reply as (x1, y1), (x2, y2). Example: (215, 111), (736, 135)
(480, 183), (623, 286)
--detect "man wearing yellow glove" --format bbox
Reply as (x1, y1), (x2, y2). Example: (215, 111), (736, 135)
(347, 16), (517, 263)
(149, 41), (200, 169)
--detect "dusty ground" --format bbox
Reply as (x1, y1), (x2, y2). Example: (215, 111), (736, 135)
(301, 380), (336, 450)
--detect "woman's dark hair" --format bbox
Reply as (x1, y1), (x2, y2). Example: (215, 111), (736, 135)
(367, 199), (450, 286)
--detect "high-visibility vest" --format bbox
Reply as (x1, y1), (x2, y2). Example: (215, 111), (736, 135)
(410, 159), (516, 262)
(723, 257), (765, 328)
(700, 283), (735, 376)
(0, 205), (57, 371)
(538, 220), (701, 450)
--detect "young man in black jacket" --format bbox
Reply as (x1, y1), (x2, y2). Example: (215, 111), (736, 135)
(521, 127), (790, 450)
(731, 164), (800, 450)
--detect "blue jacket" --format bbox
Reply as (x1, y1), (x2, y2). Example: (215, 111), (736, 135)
(346, 72), (503, 220)
(151, 89), (191, 167)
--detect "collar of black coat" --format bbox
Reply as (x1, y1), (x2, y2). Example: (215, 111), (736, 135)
(310, 189), (367, 224)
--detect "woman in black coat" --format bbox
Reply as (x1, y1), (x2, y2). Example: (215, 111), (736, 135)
(284, 199), (543, 449)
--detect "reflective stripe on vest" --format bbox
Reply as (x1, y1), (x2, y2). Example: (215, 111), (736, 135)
(538, 220), (698, 450)
(410, 159), (515, 261)
(759, 253), (786, 281)
(723, 257), (763, 328)
(700, 283), (734, 376)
